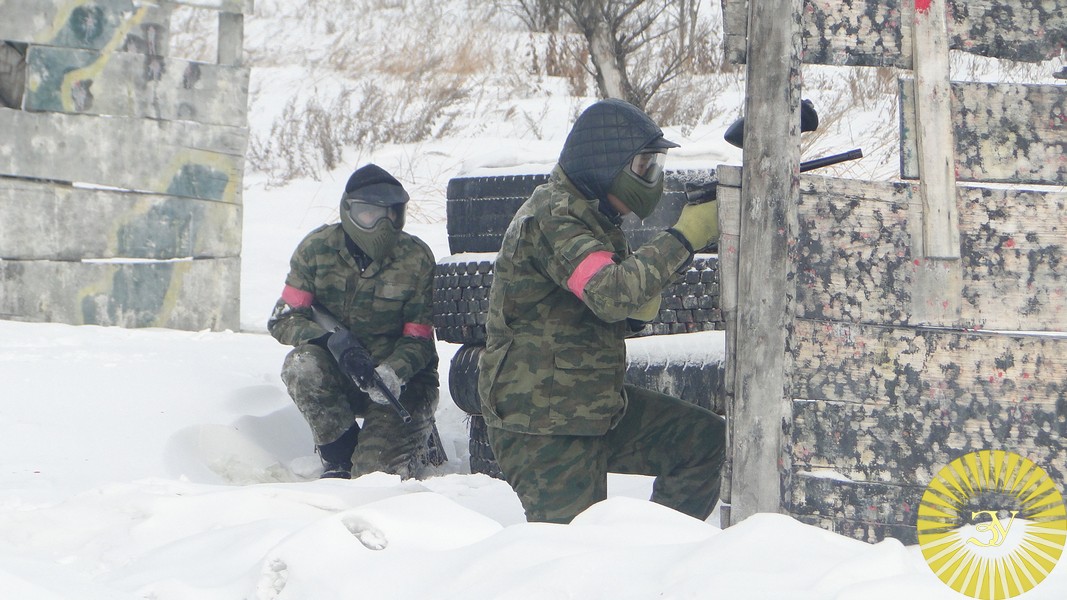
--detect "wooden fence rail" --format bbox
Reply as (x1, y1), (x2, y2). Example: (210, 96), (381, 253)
(722, 0), (1067, 67)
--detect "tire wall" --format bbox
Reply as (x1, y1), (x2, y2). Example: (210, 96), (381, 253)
(624, 358), (725, 415)
(445, 170), (719, 255)
(443, 170), (726, 478)
(434, 255), (723, 346)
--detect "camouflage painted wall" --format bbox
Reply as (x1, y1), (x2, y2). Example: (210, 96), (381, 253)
(0, 0), (251, 331)
(718, 166), (1066, 544)
(901, 81), (1066, 186)
(721, 0), (1067, 67)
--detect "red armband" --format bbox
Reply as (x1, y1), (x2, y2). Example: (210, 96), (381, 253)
(566, 251), (616, 301)
(281, 285), (314, 309)
(402, 322), (434, 340)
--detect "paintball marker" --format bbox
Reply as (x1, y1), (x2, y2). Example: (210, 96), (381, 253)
(683, 149), (864, 205)
(310, 302), (413, 423)
(722, 98), (821, 149)
(685, 99), (863, 205)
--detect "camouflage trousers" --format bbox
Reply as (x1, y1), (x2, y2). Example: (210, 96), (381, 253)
(487, 384), (726, 524)
(280, 344), (439, 479)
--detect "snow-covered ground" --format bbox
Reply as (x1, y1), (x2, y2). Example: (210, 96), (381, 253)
(2, 1), (1065, 598)
(6, 279), (1064, 599)
(3, 177), (1065, 597)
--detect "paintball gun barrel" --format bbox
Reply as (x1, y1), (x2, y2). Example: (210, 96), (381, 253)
(684, 148), (864, 205)
(799, 148), (864, 173)
(309, 302), (413, 423)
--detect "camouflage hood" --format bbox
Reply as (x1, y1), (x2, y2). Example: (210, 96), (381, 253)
(557, 99), (670, 203)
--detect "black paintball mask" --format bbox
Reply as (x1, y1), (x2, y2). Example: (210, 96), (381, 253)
(339, 165), (409, 262)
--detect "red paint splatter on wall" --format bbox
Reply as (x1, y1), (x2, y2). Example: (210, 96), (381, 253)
(915, 0), (932, 13)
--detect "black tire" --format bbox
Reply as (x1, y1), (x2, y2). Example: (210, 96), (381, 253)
(446, 175), (549, 255)
(624, 351), (727, 415)
(468, 415), (504, 479)
(433, 254), (723, 345)
(446, 174), (550, 200)
(432, 255), (494, 345)
(448, 344), (484, 415)
(444, 169), (718, 254)
(448, 334), (725, 415)
(460, 344), (725, 476)
(446, 197), (525, 253)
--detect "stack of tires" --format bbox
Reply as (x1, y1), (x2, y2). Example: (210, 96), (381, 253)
(435, 171), (726, 478)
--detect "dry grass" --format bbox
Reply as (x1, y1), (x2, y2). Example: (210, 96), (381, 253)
(243, 1), (503, 185)
(175, 0), (1061, 186)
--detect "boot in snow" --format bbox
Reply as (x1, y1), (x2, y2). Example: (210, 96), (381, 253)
(317, 424), (359, 479)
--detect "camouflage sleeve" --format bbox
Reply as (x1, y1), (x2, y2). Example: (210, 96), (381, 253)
(266, 237), (329, 347)
(380, 241), (436, 383)
(540, 211), (691, 323)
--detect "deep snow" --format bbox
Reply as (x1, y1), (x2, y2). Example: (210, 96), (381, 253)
(2, 197), (1065, 597)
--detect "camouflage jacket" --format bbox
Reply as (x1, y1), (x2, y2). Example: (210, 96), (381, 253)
(268, 223), (438, 387)
(478, 166), (691, 436)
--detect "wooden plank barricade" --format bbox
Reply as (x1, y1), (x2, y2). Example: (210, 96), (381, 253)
(718, 165), (1067, 543)
(718, 0), (1066, 542)
(0, 0), (251, 330)
(900, 81), (1067, 186)
(722, 0), (1067, 68)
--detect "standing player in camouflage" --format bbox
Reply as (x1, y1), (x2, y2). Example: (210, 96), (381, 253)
(478, 99), (726, 523)
(268, 164), (439, 480)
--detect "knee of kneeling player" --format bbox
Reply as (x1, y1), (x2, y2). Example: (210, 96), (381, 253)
(281, 344), (336, 388)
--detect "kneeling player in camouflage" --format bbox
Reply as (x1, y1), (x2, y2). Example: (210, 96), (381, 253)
(268, 164), (439, 479)
(479, 100), (726, 523)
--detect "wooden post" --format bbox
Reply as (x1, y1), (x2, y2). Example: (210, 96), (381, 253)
(730, 0), (802, 522)
(910, 0), (963, 325)
(912, 0), (960, 259)
(716, 165), (742, 528)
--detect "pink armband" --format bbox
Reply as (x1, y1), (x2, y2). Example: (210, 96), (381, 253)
(403, 322), (434, 339)
(281, 285), (314, 309)
(566, 251), (616, 301)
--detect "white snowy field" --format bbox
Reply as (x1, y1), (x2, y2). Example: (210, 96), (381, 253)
(3, 0), (1066, 598)
(2, 192), (1065, 597)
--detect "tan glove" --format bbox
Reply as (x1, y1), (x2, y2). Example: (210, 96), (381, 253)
(366, 364), (402, 406)
(672, 200), (719, 250)
(629, 294), (661, 322)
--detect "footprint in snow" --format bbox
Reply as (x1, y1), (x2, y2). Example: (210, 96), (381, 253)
(256, 558), (288, 599)
(342, 515), (388, 550)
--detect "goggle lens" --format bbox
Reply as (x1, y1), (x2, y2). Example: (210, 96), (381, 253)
(629, 151), (666, 184)
(348, 201), (403, 229)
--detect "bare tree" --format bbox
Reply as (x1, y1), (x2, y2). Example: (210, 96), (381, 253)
(560, 0), (705, 109)
(505, 0), (564, 32)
